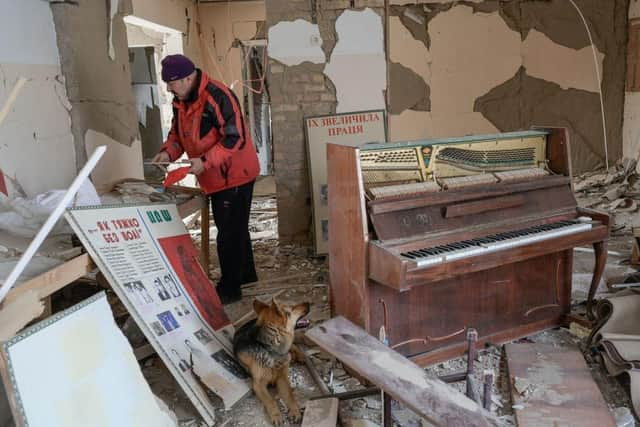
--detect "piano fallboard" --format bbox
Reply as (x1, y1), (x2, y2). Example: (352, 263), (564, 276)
(368, 210), (609, 291)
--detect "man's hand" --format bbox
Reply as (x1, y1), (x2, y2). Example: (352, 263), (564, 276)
(152, 151), (170, 164)
(189, 157), (205, 175)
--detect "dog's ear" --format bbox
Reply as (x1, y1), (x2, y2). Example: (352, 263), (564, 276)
(271, 297), (285, 316)
(253, 299), (269, 316)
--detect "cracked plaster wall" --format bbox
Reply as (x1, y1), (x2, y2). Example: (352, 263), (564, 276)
(267, 0), (627, 245)
(51, 0), (140, 182)
(267, 0), (364, 244)
(624, 2), (640, 159)
(198, 1), (266, 106)
(388, 1), (626, 172)
(0, 1), (76, 197)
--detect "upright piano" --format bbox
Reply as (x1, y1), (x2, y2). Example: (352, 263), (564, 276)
(327, 128), (609, 365)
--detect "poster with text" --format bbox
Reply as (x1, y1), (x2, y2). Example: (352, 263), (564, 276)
(64, 203), (251, 426)
(304, 110), (387, 254)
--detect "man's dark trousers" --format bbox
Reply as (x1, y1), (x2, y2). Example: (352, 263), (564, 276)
(210, 180), (257, 300)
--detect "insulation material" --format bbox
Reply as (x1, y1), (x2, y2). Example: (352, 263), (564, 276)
(268, 20), (325, 66)
(0, 292), (177, 427)
(85, 130), (144, 192)
(324, 8), (386, 113)
(522, 29), (604, 93)
(108, 0), (120, 60)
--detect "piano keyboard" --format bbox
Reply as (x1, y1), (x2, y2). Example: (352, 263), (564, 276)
(401, 219), (592, 267)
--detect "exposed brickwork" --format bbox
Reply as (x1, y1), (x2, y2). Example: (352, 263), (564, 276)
(266, 0), (342, 245)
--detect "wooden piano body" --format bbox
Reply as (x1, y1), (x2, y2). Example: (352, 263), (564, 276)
(327, 128), (609, 365)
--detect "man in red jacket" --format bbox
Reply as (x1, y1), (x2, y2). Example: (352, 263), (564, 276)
(153, 54), (259, 304)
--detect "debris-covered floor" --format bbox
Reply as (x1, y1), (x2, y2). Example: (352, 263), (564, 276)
(3, 166), (640, 426)
(145, 168), (640, 427)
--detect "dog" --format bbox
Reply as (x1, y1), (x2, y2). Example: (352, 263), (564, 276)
(233, 298), (310, 426)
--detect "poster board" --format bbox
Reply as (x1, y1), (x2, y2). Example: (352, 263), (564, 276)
(64, 203), (251, 426)
(304, 110), (387, 254)
(0, 292), (177, 427)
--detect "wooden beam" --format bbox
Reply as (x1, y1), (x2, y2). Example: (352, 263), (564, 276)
(2, 254), (94, 305)
(306, 317), (498, 427)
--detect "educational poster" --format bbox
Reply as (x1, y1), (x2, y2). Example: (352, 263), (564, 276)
(64, 203), (250, 426)
(0, 292), (177, 427)
(304, 110), (387, 254)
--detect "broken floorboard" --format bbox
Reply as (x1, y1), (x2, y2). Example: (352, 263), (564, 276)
(301, 397), (339, 427)
(306, 316), (499, 427)
(505, 342), (616, 427)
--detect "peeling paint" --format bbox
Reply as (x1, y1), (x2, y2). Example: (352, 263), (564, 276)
(324, 8), (386, 113)
(475, 67), (605, 172)
(389, 16), (430, 84)
(388, 62), (430, 114)
(268, 19), (325, 66)
(523, 29), (604, 93)
(429, 6), (520, 116)
(108, 0), (120, 60)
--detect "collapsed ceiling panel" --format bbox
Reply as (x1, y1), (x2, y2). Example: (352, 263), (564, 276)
(324, 8), (386, 113)
(522, 29), (604, 93)
(267, 19), (325, 66)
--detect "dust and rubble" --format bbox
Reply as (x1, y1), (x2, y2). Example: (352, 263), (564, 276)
(3, 169), (640, 427)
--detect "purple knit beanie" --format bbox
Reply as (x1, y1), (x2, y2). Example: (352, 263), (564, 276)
(161, 54), (195, 82)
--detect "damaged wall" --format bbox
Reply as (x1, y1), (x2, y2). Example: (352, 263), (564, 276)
(624, 3), (640, 159)
(267, 0), (628, 245)
(266, 0), (361, 244)
(50, 0), (141, 188)
(388, 0), (627, 173)
(197, 1), (266, 105)
(130, 0), (203, 67)
(0, 1), (76, 197)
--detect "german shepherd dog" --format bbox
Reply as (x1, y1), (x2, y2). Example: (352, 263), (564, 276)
(233, 298), (310, 426)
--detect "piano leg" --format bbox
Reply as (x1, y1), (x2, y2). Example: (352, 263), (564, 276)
(586, 240), (607, 320)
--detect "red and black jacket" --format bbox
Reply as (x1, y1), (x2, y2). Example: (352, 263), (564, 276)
(160, 70), (259, 195)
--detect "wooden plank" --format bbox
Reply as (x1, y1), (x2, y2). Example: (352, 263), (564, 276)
(327, 144), (370, 330)
(2, 254), (94, 305)
(306, 317), (498, 427)
(0, 290), (44, 341)
(505, 343), (615, 427)
(301, 397), (338, 427)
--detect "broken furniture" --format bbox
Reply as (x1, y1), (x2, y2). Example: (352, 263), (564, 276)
(306, 316), (498, 427)
(327, 128), (611, 365)
(505, 342), (615, 426)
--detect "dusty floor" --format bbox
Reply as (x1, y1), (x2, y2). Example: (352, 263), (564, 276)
(137, 170), (640, 427)
(4, 169), (640, 427)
